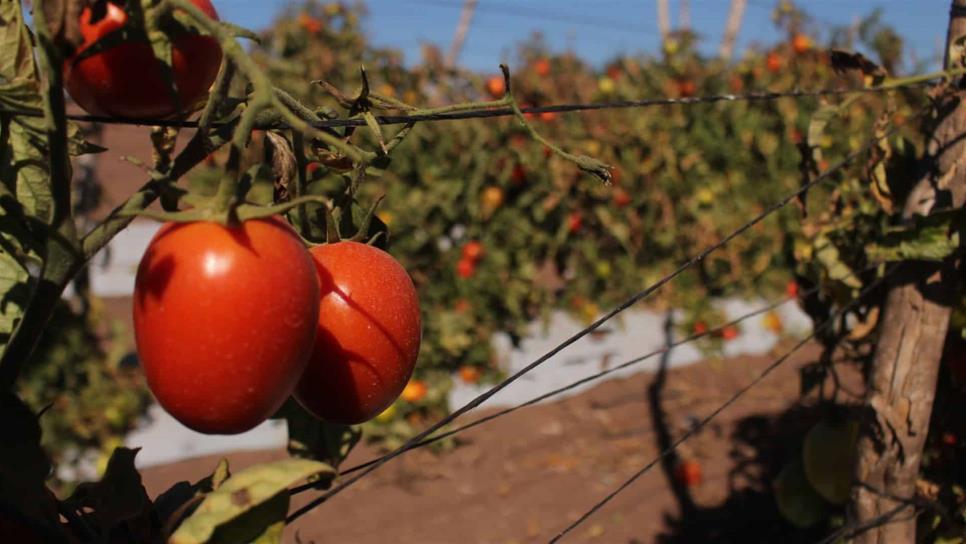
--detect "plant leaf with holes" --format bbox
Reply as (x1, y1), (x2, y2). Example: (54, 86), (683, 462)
(170, 458), (334, 544)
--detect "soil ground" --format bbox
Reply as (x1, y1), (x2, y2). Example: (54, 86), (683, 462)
(140, 341), (862, 544)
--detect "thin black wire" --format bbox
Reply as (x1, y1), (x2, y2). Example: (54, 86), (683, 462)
(285, 118), (893, 524)
(1, 82), (928, 130)
(548, 266), (896, 543)
(291, 285), (815, 491)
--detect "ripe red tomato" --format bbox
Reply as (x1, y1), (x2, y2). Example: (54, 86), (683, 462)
(462, 240), (485, 262)
(133, 218), (320, 434)
(766, 52), (783, 74)
(674, 460), (703, 487)
(534, 58), (551, 77)
(510, 164), (527, 185)
(676, 79), (697, 98)
(693, 321), (708, 335)
(721, 325), (739, 341)
(786, 280), (800, 298)
(567, 212), (583, 233)
(64, 0), (223, 118)
(613, 188), (632, 208)
(792, 34), (812, 55)
(293, 241), (422, 424)
(456, 258), (476, 279)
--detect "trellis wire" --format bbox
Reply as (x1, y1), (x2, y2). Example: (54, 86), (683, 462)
(548, 266), (896, 543)
(0, 81), (930, 130)
(285, 118), (898, 524)
(290, 281), (820, 490)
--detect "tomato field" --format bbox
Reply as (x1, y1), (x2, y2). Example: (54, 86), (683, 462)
(0, 0), (964, 542)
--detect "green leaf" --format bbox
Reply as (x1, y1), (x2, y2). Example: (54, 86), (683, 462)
(866, 209), (962, 263)
(813, 234), (862, 289)
(0, 0), (36, 81)
(170, 458), (334, 544)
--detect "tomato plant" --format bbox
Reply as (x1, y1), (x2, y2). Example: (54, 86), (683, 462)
(294, 241), (422, 424)
(64, 0), (223, 118)
(133, 218), (320, 434)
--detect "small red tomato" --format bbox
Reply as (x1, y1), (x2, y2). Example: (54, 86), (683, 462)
(786, 280), (800, 298)
(539, 110), (558, 122)
(941, 432), (958, 446)
(693, 321), (708, 335)
(401, 380), (428, 403)
(534, 58), (551, 77)
(766, 52), (783, 74)
(729, 74), (744, 93)
(454, 299), (471, 313)
(485, 75), (506, 99)
(567, 212), (583, 233)
(606, 65), (622, 80)
(510, 164), (527, 185)
(459, 366), (481, 384)
(462, 241), (485, 262)
(613, 188), (632, 208)
(294, 241), (422, 424)
(674, 460), (703, 487)
(65, 0), (223, 118)
(298, 12), (324, 33)
(457, 258), (476, 279)
(676, 79), (697, 98)
(134, 218), (320, 434)
(721, 325), (739, 341)
(307, 162), (321, 174)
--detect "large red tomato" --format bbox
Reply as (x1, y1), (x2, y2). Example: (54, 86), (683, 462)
(64, 0), (223, 118)
(294, 241), (422, 424)
(133, 217), (320, 434)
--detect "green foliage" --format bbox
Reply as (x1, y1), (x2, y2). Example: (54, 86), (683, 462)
(249, 1), (922, 443)
(18, 299), (150, 491)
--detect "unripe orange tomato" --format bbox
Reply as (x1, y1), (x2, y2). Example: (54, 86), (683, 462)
(64, 0), (223, 118)
(134, 218), (320, 434)
(401, 380), (428, 403)
(485, 75), (506, 99)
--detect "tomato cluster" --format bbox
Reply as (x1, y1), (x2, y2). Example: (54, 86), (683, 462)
(64, 0), (223, 119)
(133, 220), (421, 434)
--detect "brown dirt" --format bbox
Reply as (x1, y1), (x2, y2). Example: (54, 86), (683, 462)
(139, 342), (862, 544)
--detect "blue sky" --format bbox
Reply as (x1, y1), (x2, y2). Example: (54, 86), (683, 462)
(217, 1), (948, 73)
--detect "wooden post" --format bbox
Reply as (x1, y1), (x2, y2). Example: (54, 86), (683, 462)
(444, 0), (477, 69)
(720, 0), (746, 61)
(657, 0), (670, 45)
(849, 1), (966, 542)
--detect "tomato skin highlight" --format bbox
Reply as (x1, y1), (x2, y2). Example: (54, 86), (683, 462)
(294, 241), (422, 425)
(133, 218), (320, 434)
(64, 0), (223, 118)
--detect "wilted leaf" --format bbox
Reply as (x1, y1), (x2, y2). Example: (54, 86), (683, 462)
(170, 458), (334, 544)
(0, 392), (63, 538)
(829, 50), (888, 86)
(40, 0), (94, 52)
(866, 210), (962, 262)
(65, 447), (153, 536)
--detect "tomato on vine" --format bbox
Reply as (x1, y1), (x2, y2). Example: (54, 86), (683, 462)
(64, 0), (223, 118)
(133, 218), (320, 434)
(461, 240), (485, 262)
(294, 241), (422, 424)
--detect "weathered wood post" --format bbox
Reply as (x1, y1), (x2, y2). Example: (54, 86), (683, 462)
(850, 2), (966, 542)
